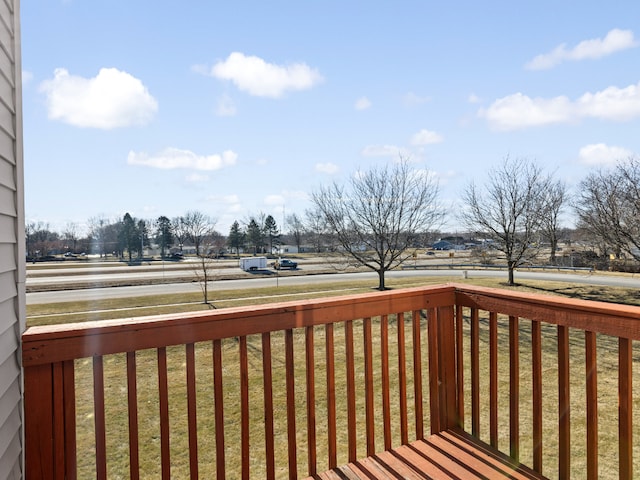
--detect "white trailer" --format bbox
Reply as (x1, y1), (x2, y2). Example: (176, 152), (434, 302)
(239, 256), (268, 271)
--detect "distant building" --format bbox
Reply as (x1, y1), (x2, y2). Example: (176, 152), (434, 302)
(431, 240), (454, 250)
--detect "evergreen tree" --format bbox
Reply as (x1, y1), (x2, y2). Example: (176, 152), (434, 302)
(263, 215), (280, 254)
(137, 219), (149, 259)
(227, 220), (244, 257)
(246, 218), (262, 254)
(119, 213), (137, 261)
(155, 216), (173, 258)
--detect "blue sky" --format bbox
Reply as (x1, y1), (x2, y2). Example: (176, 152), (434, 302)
(21, 1), (640, 235)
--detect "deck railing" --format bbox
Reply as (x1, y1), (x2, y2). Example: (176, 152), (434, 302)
(22, 284), (640, 479)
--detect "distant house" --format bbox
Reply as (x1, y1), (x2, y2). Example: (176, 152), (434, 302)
(276, 244), (299, 254)
(431, 240), (454, 250)
(276, 244), (318, 254)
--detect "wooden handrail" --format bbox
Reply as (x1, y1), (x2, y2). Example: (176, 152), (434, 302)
(24, 285), (456, 479)
(23, 285), (456, 366)
(452, 283), (640, 479)
(22, 283), (640, 479)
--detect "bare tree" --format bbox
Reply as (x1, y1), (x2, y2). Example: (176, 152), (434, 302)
(312, 159), (442, 290)
(460, 157), (552, 285)
(191, 230), (224, 305)
(63, 222), (79, 253)
(182, 212), (217, 304)
(541, 180), (567, 264)
(183, 210), (216, 256)
(88, 215), (110, 258)
(287, 213), (304, 251)
(574, 157), (640, 261)
(304, 207), (329, 253)
(171, 216), (189, 252)
(25, 221), (57, 259)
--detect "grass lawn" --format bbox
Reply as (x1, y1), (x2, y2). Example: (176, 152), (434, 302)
(28, 276), (640, 478)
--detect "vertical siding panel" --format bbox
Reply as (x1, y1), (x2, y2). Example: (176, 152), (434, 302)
(0, 0), (24, 477)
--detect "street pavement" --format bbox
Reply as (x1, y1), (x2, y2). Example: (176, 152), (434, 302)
(26, 267), (640, 305)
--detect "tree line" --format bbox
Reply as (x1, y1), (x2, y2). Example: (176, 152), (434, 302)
(27, 156), (640, 289)
(26, 209), (325, 261)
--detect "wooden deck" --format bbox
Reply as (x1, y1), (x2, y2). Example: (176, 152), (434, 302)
(307, 429), (546, 480)
(22, 283), (640, 479)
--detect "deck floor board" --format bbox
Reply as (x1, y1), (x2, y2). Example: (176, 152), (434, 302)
(304, 428), (548, 480)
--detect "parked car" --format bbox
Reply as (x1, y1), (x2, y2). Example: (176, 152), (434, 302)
(274, 258), (297, 270)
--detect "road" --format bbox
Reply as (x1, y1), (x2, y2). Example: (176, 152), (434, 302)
(25, 258), (332, 287)
(26, 268), (640, 305)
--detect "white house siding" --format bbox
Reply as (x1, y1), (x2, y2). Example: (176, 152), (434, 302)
(0, 0), (23, 477)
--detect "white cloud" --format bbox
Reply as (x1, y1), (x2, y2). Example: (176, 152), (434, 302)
(355, 96), (372, 110)
(315, 162), (339, 174)
(525, 28), (638, 70)
(410, 129), (443, 146)
(361, 144), (411, 158)
(480, 82), (640, 130)
(216, 94), (237, 116)
(577, 83), (640, 121)
(578, 143), (634, 167)
(480, 93), (573, 130)
(208, 52), (323, 98)
(127, 147), (237, 171)
(403, 92), (430, 107)
(39, 67), (158, 129)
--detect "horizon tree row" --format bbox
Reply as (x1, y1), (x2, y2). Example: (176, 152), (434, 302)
(26, 155), (640, 289)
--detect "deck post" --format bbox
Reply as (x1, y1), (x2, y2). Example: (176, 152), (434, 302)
(428, 305), (458, 433)
(24, 361), (75, 479)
